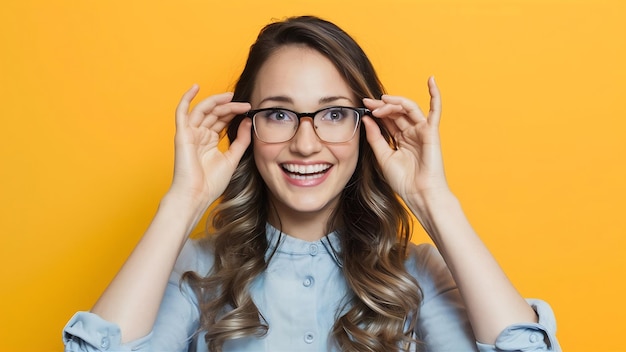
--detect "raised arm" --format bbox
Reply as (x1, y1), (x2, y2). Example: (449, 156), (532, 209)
(361, 77), (537, 344)
(90, 85), (252, 342)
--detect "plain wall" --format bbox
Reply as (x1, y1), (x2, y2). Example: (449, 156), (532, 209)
(1, 1), (625, 350)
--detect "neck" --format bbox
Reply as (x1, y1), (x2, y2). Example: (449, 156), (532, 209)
(267, 203), (336, 242)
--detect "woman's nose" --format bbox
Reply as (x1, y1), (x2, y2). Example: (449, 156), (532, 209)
(289, 118), (323, 155)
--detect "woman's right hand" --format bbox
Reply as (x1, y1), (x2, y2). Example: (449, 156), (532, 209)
(88, 86), (251, 341)
(168, 85), (252, 209)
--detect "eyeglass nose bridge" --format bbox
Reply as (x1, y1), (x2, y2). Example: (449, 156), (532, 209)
(292, 111), (319, 130)
(292, 111), (318, 120)
(288, 112), (322, 142)
(276, 111), (307, 125)
(247, 107), (369, 143)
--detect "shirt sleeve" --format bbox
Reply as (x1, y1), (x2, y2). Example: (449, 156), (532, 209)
(476, 299), (561, 352)
(407, 243), (479, 351)
(406, 244), (561, 352)
(62, 239), (206, 352)
(63, 311), (152, 351)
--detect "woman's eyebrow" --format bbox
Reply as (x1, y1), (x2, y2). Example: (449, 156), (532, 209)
(258, 96), (292, 106)
(318, 96), (353, 104)
(257, 95), (354, 107)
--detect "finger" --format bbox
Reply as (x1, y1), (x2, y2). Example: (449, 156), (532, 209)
(223, 118), (252, 167)
(363, 97), (385, 110)
(377, 114), (402, 138)
(364, 97), (407, 118)
(380, 95), (427, 123)
(371, 102), (416, 132)
(362, 115), (394, 164)
(188, 92), (235, 127)
(372, 102), (405, 117)
(428, 76), (442, 126)
(363, 98), (404, 136)
(201, 102), (251, 131)
(175, 84), (200, 129)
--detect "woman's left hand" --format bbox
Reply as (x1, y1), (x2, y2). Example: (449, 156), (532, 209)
(362, 76), (449, 208)
(365, 77), (544, 344)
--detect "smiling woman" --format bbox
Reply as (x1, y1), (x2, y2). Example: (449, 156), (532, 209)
(249, 46), (362, 235)
(62, 16), (561, 352)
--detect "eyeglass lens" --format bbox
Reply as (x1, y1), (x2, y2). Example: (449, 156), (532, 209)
(253, 107), (360, 143)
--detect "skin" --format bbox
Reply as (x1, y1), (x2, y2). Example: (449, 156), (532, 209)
(362, 82), (539, 344)
(89, 44), (538, 346)
(250, 45), (360, 241)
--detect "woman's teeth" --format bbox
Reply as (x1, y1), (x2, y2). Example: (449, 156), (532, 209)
(281, 163), (331, 178)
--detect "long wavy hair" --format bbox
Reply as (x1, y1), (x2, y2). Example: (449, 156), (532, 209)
(183, 16), (423, 351)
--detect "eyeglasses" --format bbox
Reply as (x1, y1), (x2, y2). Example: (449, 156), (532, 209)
(246, 106), (370, 144)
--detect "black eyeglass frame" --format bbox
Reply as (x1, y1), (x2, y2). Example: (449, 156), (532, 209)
(245, 106), (372, 144)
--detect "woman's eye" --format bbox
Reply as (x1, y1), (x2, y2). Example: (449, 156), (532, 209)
(324, 109), (346, 121)
(265, 110), (292, 121)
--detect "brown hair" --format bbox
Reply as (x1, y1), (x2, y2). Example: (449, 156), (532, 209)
(184, 16), (422, 351)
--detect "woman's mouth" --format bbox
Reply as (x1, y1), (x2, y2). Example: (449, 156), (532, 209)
(281, 163), (332, 180)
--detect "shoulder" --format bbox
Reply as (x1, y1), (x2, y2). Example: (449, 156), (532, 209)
(404, 242), (447, 278)
(404, 243), (457, 302)
(172, 237), (215, 278)
(404, 243), (477, 349)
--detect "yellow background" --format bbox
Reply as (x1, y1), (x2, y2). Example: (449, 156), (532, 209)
(1, 0), (624, 351)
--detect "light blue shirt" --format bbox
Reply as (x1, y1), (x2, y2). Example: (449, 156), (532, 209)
(63, 225), (561, 351)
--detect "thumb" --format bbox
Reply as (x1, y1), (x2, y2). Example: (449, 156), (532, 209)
(223, 118), (252, 168)
(362, 116), (393, 165)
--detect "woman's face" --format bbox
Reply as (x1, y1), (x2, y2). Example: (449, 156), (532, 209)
(250, 45), (360, 225)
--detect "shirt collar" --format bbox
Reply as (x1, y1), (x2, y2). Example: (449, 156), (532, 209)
(265, 223), (343, 267)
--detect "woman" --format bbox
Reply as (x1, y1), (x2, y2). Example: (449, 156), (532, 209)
(64, 16), (560, 351)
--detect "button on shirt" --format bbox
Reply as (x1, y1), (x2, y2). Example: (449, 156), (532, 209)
(63, 224), (561, 352)
(230, 227), (348, 351)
